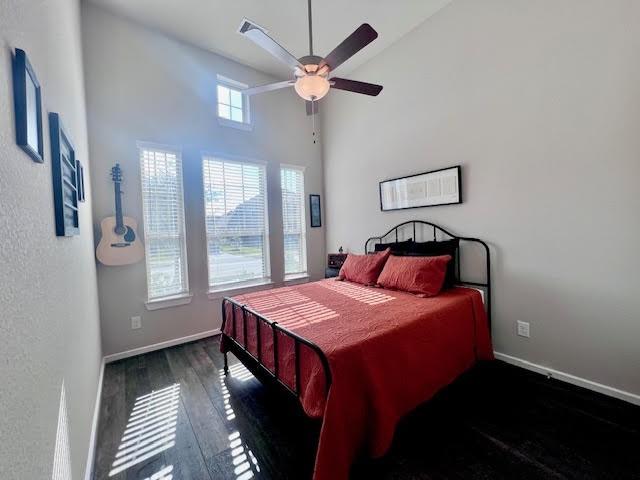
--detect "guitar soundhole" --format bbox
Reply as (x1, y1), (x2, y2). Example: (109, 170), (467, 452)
(124, 226), (136, 242)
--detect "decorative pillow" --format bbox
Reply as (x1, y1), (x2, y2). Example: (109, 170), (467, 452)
(406, 238), (459, 288)
(377, 254), (452, 297)
(373, 238), (413, 254)
(338, 248), (391, 285)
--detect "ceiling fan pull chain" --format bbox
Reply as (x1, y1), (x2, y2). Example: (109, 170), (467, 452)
(312, 99), (317, 144)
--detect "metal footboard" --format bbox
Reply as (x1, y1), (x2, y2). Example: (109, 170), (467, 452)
(220, 297), (332, 398)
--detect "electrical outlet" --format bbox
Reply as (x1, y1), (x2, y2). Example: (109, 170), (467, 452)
(517, 320), (530, 338)
(131, 316), (142, 330)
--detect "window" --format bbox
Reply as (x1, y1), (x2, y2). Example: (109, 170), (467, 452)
(203, 156), (270, 289)
(280, 166), (307, 277)
(216, 75), (250, 129)
(139, 144), (189, 302)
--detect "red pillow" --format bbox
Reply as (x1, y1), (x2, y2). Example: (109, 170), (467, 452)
(377, 254), (452, 296)
(338, 248), (391, 285)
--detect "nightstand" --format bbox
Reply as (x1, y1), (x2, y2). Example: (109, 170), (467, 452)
(326, 253), (347, 278)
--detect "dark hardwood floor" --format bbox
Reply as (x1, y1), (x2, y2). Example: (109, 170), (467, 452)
(92, 336), (640, 480)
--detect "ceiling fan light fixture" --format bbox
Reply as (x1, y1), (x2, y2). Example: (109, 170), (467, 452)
(294, 74), (330, 101)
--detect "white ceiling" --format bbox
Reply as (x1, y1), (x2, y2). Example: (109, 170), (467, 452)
(87, 0), (452, 79)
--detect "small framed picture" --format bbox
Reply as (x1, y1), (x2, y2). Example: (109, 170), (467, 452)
(13, 48), (44, 163)
(76, 160), (86, 202)
(309, 194), (321, 228)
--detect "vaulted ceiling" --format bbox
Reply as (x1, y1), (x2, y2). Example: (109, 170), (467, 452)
(87, 0), (452, 78)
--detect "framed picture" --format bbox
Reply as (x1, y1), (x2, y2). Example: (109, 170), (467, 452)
(13, 48), (44, 163)
(49, 113), (80, 236)
(379, 166), (462, 211)
(309, 194), (322, 227)
(76, 160), (86, 202)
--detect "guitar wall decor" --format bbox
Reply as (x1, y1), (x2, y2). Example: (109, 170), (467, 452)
(96, 164), (145, 266)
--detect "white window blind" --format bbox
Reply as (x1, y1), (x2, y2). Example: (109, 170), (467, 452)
(203, 156), (270, 288)
(139, 145), (189, 301)
(280, 166), (307, 276)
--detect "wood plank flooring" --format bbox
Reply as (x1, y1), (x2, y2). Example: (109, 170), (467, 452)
(92, 336), (640, 479)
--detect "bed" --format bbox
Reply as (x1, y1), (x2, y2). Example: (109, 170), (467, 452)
(220, 220), (493, 480)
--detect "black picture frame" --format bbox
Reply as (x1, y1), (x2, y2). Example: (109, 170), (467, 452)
(49, 113), (80, 236)
(379, 165), (462, 212)
(13, 48), (44, 163)
(76, 160), (86, 202)
(309, 194), (321, 228)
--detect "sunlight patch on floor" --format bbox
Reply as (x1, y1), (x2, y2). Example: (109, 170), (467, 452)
(108, 383), (180, 477)
(219, 368), (261, 479)
(228, 362), (255, 382)
(142, 464), (174, 480)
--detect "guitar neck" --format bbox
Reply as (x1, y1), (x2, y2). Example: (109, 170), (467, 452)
(114, 181), (124, 229)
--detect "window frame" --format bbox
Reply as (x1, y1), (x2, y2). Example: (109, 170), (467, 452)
(280, 164), (308, 280)
(202, 153), (271, 293)
(138, 142), (191, 307)
(216, 75), (252, 131)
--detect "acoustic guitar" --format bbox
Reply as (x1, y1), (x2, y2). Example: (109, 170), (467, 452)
(96, 164), (145, 266)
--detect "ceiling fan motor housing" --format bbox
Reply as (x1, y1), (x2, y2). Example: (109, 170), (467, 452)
(294, 55), (330, 101)
(298, 55), (324, 67)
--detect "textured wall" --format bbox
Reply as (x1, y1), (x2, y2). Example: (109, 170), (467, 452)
(0, 0), (102, 478)
(323, 0), (640, 395)
(82, 4), (325, 356)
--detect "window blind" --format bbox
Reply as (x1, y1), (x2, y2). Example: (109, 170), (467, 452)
(203, 156), (270, 288)
(140, 146), (189, 300)
(280, 166), (307, 276)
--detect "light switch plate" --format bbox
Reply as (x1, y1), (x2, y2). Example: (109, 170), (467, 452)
(131, 316), (142, 330)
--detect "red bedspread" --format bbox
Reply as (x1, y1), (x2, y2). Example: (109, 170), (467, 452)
(221, 279), (493, 480)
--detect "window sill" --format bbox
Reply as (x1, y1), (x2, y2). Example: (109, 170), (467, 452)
(217, 117), (252, 131)
(145, 293), (193, 311)
(207, 278), (273, 299)
(284, 273), (309, 284)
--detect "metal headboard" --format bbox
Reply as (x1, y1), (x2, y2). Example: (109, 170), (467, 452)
(365, 220), (491, 330)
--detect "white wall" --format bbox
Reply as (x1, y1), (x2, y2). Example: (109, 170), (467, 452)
(82, 4), (325, 357)
(0, 0), (102, 478)
(323, 0), (640, 396)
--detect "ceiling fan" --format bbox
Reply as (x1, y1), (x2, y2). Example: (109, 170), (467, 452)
(238, 0), (383, 115)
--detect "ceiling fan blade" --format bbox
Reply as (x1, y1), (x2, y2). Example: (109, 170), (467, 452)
(239, 19), (304, 71)
(306, 101), (319, 116)
(319, 24), (378, 72)
(330, 77), (383, 96)
(244, 80), (294, 96)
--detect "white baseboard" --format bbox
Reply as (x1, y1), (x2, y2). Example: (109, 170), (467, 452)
(494, 351), (640, 407)
(83, 358), (105, 480)
(104, 328), (221, 364)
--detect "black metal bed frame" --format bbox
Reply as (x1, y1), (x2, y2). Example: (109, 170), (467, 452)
(364, 220), (491, 328)
(220, 299), (333, 397)
(220, 220), (491, 403)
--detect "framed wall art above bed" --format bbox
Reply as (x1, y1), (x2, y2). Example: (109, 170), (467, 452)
(379, 165), (461, 211)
